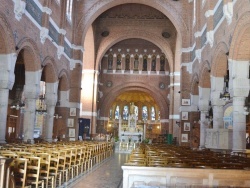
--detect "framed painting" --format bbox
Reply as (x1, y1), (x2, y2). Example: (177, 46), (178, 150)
(181, 134), (188, 142)
(70, 108), (76, 116)
(69, 128), (75, 137)
(67, 118), (74, 127)
(181, 112), (188, 120)
(184, 122), (190, 131)
(182, 99), (191, 106)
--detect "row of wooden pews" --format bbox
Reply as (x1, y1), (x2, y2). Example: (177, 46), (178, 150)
(123, 143), (250, 188)
(0, 141), (114, 188)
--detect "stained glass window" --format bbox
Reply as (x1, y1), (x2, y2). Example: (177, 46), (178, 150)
(142, 106), (148, 120)
(151, 106), (155, 120)
(123, 106), (129, 120)
(115, 106), (119, 119)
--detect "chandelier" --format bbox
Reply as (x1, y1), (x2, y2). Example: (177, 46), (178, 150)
(36, 95), (47, 115)
(10, 86), (25, 110)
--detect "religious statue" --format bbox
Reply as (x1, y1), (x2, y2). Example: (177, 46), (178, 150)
(130, 102), (135, 115)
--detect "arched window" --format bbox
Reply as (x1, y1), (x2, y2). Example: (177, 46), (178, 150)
(134, 54), (139, 71)
(151, 106), (155, 120)
(117, 54), (121, 70)
(135, 106), (138, 120)
(66, 0), (73, 23)
(115, 106), (120, 119)
(123, 106), (129, 120)
(143, 55), (147, 71)
(151, 55), (156, 71)
(142, 106), (148, 120)
(125, 54), (130, 70)
(108, 54), (113, 70)
(109, 109), (112, 120)
(160, 55), (165, 71)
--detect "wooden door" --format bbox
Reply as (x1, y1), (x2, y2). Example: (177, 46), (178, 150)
(6, 115), (17, 142)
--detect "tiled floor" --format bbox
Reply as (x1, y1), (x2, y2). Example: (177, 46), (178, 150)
(69, 153), (129, 188)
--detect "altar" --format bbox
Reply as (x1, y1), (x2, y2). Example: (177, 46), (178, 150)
(117, 103), (145, 143)
(118, 113), (145, 143)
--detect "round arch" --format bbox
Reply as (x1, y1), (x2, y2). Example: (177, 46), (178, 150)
(96, 29), (174, 71)
(74, 0), (187, 48)
(211, 42), (229, 77)
(42, 56), (58, 83)
(58, 69), (70, 91)
(229, 11), (250, 61)
(199, 60), (211, 88)
(100, 84), (168, 119)
(16, 38), (41, 72)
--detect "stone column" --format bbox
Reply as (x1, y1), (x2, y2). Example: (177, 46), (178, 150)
(232, 97), (247, 152)
(23, 70), (41, 143)
(210, 76), (225, 130)
(212, 105), (224, 129)
(0, 53), (16, 143)
(198, 87), (210, 149)
(44, 82), (58, 142)
(229, 60), (249, 152)
(156, 55), (160, 72)
(199, 111), (208, 149)
(23, 98), (36, 143)
(0, 89), (11, 143)
(113, 54), (117, 72)
(121, 54), (125, 71)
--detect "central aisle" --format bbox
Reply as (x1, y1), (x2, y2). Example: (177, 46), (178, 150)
(70, 153), (129, 188)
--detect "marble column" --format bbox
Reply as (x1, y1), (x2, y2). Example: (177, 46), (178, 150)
(0, 53), (16, 143)
(232, 97), (246, 152)
(44, 82), (58, 142)
(199, 111), (208, 149)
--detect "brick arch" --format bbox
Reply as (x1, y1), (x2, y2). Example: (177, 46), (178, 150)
(16, 38), (41, 71)
(58, 69), (70, 91)
(42, 56), (58, 83)
(96, 29), (174, 71)
(100, 84), (168, 119)
(229, 11), (250, 61)
(211, 42), (229, 77)
(192, 60), (200, 74)
(74, 0), (188, 47)
(190, 73), (199, 95)
(199, 60), (211, 88)
(0, 13), (15, 54)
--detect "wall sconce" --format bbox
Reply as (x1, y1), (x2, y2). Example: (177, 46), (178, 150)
(54, 114), (62, 119)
